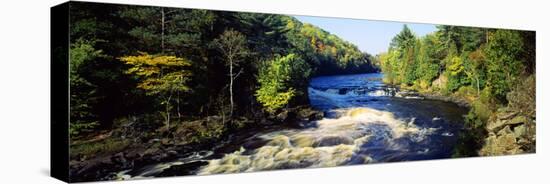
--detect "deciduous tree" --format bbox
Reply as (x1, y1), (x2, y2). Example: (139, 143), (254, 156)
(212, 29), (250, 118)
(119, 53), (192, 129)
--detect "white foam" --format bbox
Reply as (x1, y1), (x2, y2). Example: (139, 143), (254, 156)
(198, 107), (435, 174)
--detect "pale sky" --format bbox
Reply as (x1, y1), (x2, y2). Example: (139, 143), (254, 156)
(294, 15), (437, 55)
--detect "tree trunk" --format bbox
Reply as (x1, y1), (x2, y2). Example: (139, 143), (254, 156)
(438, 67), (443, 89)
(229, 58), (234, 118)
(166, 102), (170, 129)
(177, 90), (181, 120)
(476, 76), (480, 96)
(161, 7), (165, 53)
(165, 94), (172, 130)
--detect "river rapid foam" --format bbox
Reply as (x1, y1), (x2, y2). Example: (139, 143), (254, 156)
(198, 107), (435, 174)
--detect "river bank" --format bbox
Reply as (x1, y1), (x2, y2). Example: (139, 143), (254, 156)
(387, 75), (536, 157)
(69, 73), (534, 182)
(73, 73), (472, 180)
(69, 106), (323, 182)
(391, 86), (471, 108)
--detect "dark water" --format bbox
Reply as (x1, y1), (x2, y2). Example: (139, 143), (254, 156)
(116, 73), (468, 179)
(308, 73), (468, 162)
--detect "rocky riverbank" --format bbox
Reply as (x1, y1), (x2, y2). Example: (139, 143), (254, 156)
(386, 81), (536, 156)
(479, 108), (536, 155)
(390, 85), (471, 108)
(69, 106), (324, 182)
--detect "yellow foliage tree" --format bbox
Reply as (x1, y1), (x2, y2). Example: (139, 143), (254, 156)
(120, 53), (192, 128)
(448, 56), (464, 76)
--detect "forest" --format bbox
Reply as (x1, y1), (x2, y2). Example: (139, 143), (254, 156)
(65, 2), (377, 180)
(68, 3), (378, 135)
(62, 2), (535, 182)
(378, 25), (535, 156)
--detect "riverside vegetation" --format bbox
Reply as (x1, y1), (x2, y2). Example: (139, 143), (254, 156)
(62, 2), (535, 182)
(378, 25), (535, 156)
(65, 2), (376, 181)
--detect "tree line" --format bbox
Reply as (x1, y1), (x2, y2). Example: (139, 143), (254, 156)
(67, 2), (378, 137)
(379, 25), (535, 155)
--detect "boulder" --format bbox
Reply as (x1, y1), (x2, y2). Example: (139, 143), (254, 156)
(161, 138), (173, 146)
(275, 109), (297, 123)
(111, 152), (133, 169)
(497, 125), (512, 136)
(497, 110), (519, 120)
(314, 136), (354, 147)
(508, 116), (528, 126)
(298, 107), (323, 121)
(513, 124), (527, 138)
(486, 119), (507, 133)
(479, 133), (522, 156)
(157, 161), (209, 176)
(487, 115), (529, 133)
(481, 108), (534, 156)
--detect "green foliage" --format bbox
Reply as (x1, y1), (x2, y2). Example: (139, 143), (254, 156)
(255, 54), (309, 113)
(285, 19), (376, 75)
(444, 55), (468, 92)
(239, 14), (290, 56)
(415, 34), (441, 85)
(381, 26), (534, 158)
(69, 39), (105, 136)
(380, 25), (532, 104)
(64, 2), (536, 165)
(379, 50), (401, 84)
(454, 88), (495, 157)
(119, 7), (215, 55)
(462, 49), (487, 95)
(390, 25), (416, 51)
(485, 30), (524, 101)
(380, 25), (421, 86)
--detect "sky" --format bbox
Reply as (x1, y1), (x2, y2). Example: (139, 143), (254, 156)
(294, 16), (437, 55)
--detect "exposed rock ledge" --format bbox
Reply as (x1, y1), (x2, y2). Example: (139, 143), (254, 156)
(479, 107), (536, 156)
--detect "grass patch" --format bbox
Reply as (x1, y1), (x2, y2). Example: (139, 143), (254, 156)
(70, 138), (131, 160)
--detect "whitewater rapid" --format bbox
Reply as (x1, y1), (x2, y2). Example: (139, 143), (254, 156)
(115, 73), (467, 179)
(198, 107), (436, 174)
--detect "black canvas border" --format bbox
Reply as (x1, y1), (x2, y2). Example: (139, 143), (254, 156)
(51, 1), (70, 183)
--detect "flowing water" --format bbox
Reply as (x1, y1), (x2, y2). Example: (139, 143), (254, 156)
(116, 73), (468, 179)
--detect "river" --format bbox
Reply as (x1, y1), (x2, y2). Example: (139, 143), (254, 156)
(115, 73), (468, 179)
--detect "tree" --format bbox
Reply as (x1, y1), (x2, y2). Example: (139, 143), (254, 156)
(437, 25), (462, 54)
(239, 14), (290, 57)
(379, 50), (401, 84)
(119, 53), (192, 129)
(119, 7), (215, 56)
(485, 30), (524, 101)
(389, 25), (417, 85)
(445, 55), (467, 92)
(212, 29), (250, 117)
(256, 54), (308, 113)
(390, 25), (416, 52)
(464, 49), (486, 95)
(69, 39), (105, 136)
(415, 34), (441, 87)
